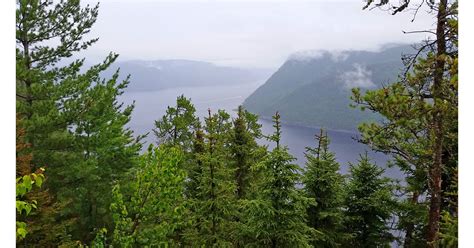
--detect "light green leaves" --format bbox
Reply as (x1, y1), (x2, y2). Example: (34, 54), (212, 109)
(16, 169), (45, 240)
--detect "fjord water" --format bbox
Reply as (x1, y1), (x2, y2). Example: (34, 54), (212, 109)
(120, 81), (401, 179)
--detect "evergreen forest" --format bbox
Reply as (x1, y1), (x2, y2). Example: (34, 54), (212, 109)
(16, 0), (458, 247)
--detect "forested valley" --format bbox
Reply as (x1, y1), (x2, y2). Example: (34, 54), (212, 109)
(16, 0), (458, 247)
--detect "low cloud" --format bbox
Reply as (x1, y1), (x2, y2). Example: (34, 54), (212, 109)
(287, 50), (326, 62)
(288, 49), (350, 63)
(339, 63), (374, 89)
(330, 50), (349, 62)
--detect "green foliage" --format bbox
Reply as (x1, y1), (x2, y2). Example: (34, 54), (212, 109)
(110, 146), (187, 247)
(229, 105), (265, 199)
(343, 154), (396, 247)
(153, 95), (199, 150)
(16, 0), (142, 244)
(63, 56), (142, 242)
(353, 1), (458, 245)
(242, 112), (314, 247)
(438, 167), (458, 248)
(184, 109), (237, 246)
(16, 169), (45, 240)
(302, 129), (346, 247)
(90, 228), (108, 248)
(15, 0), (457, 246)
(438, 211), (457, 248)
(185, 124), (206, 200)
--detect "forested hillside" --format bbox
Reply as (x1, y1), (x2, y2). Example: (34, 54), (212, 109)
(244, 44), (412, 131)
(15, 0), (458, 247)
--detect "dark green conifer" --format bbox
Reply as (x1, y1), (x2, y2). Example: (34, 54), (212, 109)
(302, 129), (346, 247)
(230, 105), (264, 199)
(243, 112), (314, 248)
(343, 153), (396, 247)
(185, 109), (236, 246)
(16, 0), (141, 244)
(153, 95), (199, 151)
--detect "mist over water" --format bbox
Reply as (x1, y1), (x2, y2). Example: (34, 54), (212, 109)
(119, 81), (402, 179)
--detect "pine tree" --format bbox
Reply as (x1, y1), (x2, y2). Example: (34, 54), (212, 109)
(16, 0), (98, 244)
(302, 129), (346, 247)
(153, 95), (199, 151)
(65, 68), (142, 242)
(16, 0), (142, 244)
(356, 1), (458, 245)
(243, 112), (314, 247)
(343, 153), (396, 247)
(16, 0), (99, 171)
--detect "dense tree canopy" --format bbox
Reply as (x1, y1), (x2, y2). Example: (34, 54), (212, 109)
(15, 0), (457, 247)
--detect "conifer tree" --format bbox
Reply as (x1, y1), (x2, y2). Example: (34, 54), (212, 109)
(229, 106), (267, 246)
(302, 129), (346, 247)
(230, 105), (264, 199)
(356, 1), (458, 245)
(185, 109), (236, 246)
(16, 0), (99, 170)
(16, 0), (142, 244)
(153, 95), (199, 151)
(154, 95), (200, 204)
(185, 122), (206, 199)
(343, 153), (396, 247)
(66, 69), (142, 242)
(243, 112), (313, 247)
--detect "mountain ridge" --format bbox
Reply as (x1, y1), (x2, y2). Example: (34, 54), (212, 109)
(102, 59), (273, 92)
(243, 44), (415, 131)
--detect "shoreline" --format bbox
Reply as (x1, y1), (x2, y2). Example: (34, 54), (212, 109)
(257, 115), (360, 135)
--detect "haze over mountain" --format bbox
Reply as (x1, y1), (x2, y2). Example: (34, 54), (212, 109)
(103, 59), (273, 91)
(243, 44), (415, 131)
(83, 1), (433, 68)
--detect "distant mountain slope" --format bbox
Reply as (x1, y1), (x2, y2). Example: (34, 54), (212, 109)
(243, 44), (413, 131)
(103, 59), (272, 91)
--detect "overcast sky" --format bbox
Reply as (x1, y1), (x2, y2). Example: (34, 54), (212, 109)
(82, 0), (435, 68)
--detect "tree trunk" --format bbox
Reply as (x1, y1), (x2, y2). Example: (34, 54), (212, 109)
(404, 191), (419, 248)
(426, 0), (447, 246)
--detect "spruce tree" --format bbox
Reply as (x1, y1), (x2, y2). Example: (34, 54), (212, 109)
(185, 109), (236, 246)
(230, 105), (264, 199)
(302, 129), (346, 247)
(243, 112), (313, 247)
(343, 153), (396, 247)
(185, 122), (206, 199)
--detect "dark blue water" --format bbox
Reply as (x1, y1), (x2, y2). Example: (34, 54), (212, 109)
(120, 82), (401, 179)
